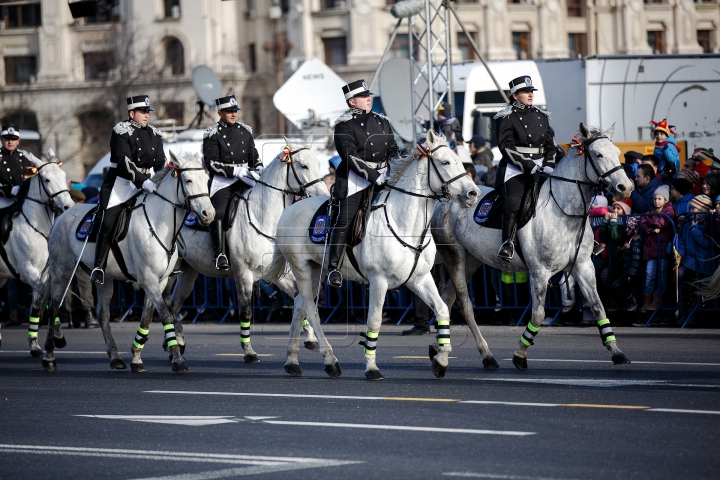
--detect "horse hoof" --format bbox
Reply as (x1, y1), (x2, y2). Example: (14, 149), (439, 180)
(179, 344), (185, 355)
(42, 359), (56, 372)
(324, 362), (342, 378)
(284, 364), (303, 377)
(365, 370), (385, 381)
(30, 348), (43, 358)
(244, 354), (261, 364)
(512, 354), (528, 371)
(483, 357), (500, 370)
(168, 354), (172, 362)
(428, 344), (439, 361)
(162, 342), (168, 352)
(431, 358), (447, 378)
(172, 361), (188, 373)
(110, 358), (127, 370)
(53, 336), (67, 349)
(612, 353), (631, 365)
(304, 341), (320, 352)
(131, 363), (148, 373)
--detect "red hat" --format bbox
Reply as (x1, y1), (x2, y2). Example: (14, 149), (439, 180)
(612, 197), (632, 215)
(651, 119), (675, 137)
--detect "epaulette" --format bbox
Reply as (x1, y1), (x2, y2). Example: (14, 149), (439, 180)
(238, 122), (252, 134)
(372, 111), (391, 123)
(148, 125), (163, 137)
(534, 107), (551, 119)
(332, 111), (354, 127)
(113, 121), (134, 136)
(203, 123), (219, 139)
(493, 105), (513, 120)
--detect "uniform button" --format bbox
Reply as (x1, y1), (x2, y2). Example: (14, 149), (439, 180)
(139, 148), (142, 150)
(371, 143), (373, 145)
(223, 135), (226, 138)
(231, 152), (234, 155)
(6, 168), (9, 171)
(528, 134), (532, 137)
(361, 123), (364, 126)
(525, 125), (528, 128)
(227, 143), (231, 147)
(219, 127), (222, 130)
(519, 117), (522, 120)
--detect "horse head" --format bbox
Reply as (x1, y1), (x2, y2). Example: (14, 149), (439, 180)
(276, 134), (330, 197)
(421, 130), (478, 206)
(25, 149), (74, 213)
(163, 151), (215, 226)
(576, 123), (633, 200)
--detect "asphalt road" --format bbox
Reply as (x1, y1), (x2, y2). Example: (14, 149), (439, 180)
(1, 320), (719, 480)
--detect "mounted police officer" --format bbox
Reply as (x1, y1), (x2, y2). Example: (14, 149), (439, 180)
(203, 94), (260, 270)
(494, 75), (555, 261)
(327, 79), (399, 287)
(0, 125), (30, 217)
(90, 95), (166, 284)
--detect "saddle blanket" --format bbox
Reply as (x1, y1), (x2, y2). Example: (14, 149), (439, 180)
(184, 192), (243, 231)
(309, 200), (332, 244)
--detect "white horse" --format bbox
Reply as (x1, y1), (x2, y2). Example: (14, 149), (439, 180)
(266, 130), (479, 379)
(0, 151), (73, 354)
(165, 139), (329, 366)
(42, 152), (214, 372)
(432, 124), (633, 370)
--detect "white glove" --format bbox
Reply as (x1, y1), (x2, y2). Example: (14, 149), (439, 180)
(377, 167), (387, 178)
(530, 165), (540, 175)
(142, 179), (156, 193)
(239, 175), (256, 188)
(375, 175), (387, 186)
(233, 166), (248, 179)
(542, 166), (554, 175)
(255, 165), (264, 175)
(249, 171), (261, 181)
(11, 185), (20, 196)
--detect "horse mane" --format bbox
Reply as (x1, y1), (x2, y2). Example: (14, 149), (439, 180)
(150, 166), (171, 184)
(149, 152), (203, 185)
(387, 133), (448, 185)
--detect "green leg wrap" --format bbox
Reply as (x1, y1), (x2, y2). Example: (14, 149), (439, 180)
(436, 320), (451, 346)
(302, 319), (309, 328)
(597, 318), (616, 345)
(163, 323), (178, 348)
(520, 322), (540, 347)
(240, 321), (251, 344)
(363, 330), (378, 355)
(28, 316), (40, 338)
(133, 326), (150, 349)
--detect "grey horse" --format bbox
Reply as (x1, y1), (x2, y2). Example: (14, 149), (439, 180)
(0, 151), (73, 353)
(42, 152), (214, 372)
(432, 124), (633, 370)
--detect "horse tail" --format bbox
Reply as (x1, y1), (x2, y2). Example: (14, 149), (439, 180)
(695, 265), (720, 300)
(264, 245), (289, 284)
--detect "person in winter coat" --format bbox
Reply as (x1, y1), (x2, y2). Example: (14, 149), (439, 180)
(611, 216), (643, 315)
(651, 119), (680, 175)
(678, 195), (715, 278)
(598, 199), (632, 310)
(670, 170), (698, 215)
(700, 174), (720, 203)
(631, 164), (663, 213)
(639, 184), (678, 313)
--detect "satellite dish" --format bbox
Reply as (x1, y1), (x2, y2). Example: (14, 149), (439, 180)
(188, 65), (223, 129)
(378, 57), (430, 142)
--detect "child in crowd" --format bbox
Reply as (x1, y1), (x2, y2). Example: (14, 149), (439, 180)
(598, 199), (632, 311)
(651, 119), (680, 176)
(670, 170), (699, 214)
(612, 216), (643, 316)
(639, 185), (677, 314)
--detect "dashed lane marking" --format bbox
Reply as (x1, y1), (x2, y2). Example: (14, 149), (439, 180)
(646, 408), (720, 415)
(262, 420), (533, 436)
(444, 473), (579, 480)
(76, 416), (241, 426)
(502, 358), (720, 367)
(473, 377), (720, 388)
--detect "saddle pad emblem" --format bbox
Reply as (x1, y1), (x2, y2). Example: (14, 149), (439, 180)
(310, 215), (328, 244)
(184, 212), (198, 227)
(76, 215), (94, 240)
(474, 199), (493, 224)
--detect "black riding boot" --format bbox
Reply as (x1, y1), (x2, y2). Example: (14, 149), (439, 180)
(91, 218), (114, 284)
(497, 213), (518, 262)
(210, 220), (229, 270)
(326, 228), (348, 288)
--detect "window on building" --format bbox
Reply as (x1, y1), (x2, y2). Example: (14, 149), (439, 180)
(85, 0), (120, 24)
(164, 0), (181, 19)
(698, 30), (714, 53)
(389, 35), (420, 60)
(568, 33), (587, 57)
(162, 103), (184, 125)
(4, 56), (37, 84)
(78, 109), (114, 145)
(567, 0), (583, 17)
(457, 32), (478, 61)
(248, 44), (257, 72)
(164, 37), (185, 76)
(647, 30), (665, 54)
(512, 32), (531, 59)
(2, 2), (41, 29)
(84, 52), (115, 80)
(321, 0), (343, 8)
(323, 37), (347, 66)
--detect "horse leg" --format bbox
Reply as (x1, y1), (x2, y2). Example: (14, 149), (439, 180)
(572, 260), (631, 365)
(28, 288), (47, 358)
(234, 270), (261, 364)
(410, 273), (452, 378)
(130, 295), (154, 373)
(276, 274), (318, 351)
(168, 267), (199, 355)
(95, 282), (126, 370)
(360, 277), (388, 380)
(512, 268), (552, 371)
(306, 264), (341, 376)
(142, 280), (186, 372)
(284, 294), (305, 377)
(440, 248), (498, 369)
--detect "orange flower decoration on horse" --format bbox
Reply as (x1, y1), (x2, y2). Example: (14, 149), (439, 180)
(280, 146), (292, 163)
(165, 161), (180, 177)
(22, 165), (38, 180)
(570, 135), (585, 156)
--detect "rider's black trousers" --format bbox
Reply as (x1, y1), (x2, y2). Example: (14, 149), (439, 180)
(501, 174), (533, 217)
(211, 180), (248, 224)
(328, 191), (366, 271)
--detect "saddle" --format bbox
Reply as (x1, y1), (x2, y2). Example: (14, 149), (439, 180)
(184, 191), (242, 232)
(75, 199), (135, 244)
(309, 190), (376, 247)
(473, 176), (547, 231)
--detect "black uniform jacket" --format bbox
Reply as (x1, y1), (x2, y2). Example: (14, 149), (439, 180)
(107, 120), (166, 189)
(0, 147), (29, 198)
(332, 109), (399, 199)
(203, 121), (259, 181)
(494, 103), (555, 188)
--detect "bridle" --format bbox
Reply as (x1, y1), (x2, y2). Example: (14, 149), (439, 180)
(21, 161), (70, 240)
(254, 146), (323, 205)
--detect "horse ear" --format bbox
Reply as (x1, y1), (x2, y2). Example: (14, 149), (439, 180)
(604, 123), (616, 139)
(305, 133), (314, 146)
(168, 150), (179, 164)
(426, 129), (436, 144)
(579, 123), (589, 139)
(282, 135), (289, 146)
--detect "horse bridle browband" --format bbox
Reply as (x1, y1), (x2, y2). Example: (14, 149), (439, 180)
(386, 144), (467, 201)
(21, 162), (70, 240)
(254, 147), (323, 202)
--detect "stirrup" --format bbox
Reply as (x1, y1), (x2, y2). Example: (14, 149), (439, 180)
(215, 254), (229, 270)
(327, 269), (343, 287)
(497, 241), (515, 262)
(90, 267), (105, 285)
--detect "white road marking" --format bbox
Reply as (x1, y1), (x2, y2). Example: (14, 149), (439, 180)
(460, 401), (560, 407)
(147, 390), (388, 401)
(244, 416), (278, 421)
(264, 420), (534, 436)
(444, 473), (577, 480)
(474, 378), (667, 388)
(646, 408), (720, 415)
(76, 415), (240, 426)
(502, 358), (720, 367)
(0, 444), (359, 478)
